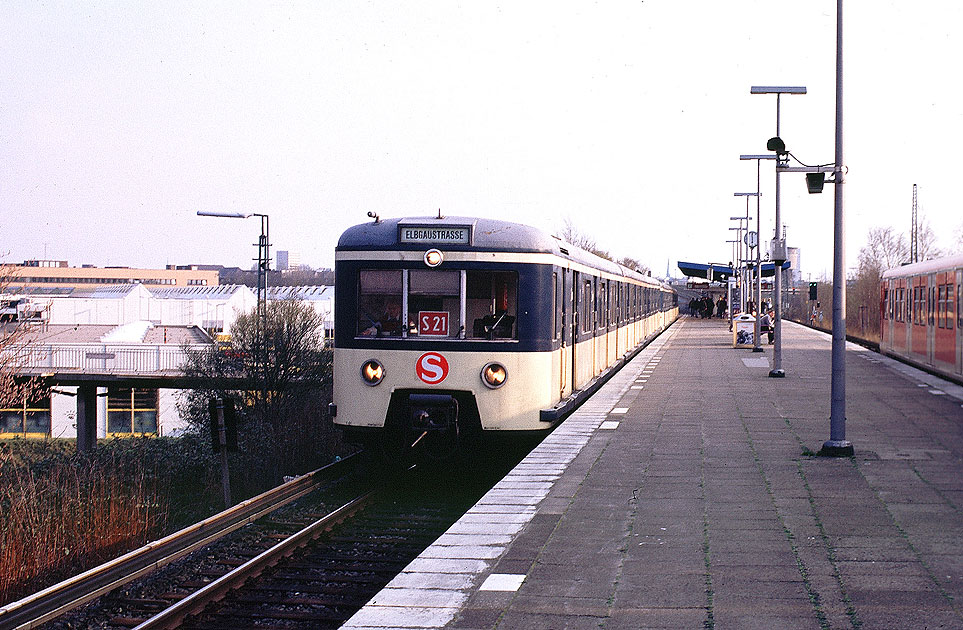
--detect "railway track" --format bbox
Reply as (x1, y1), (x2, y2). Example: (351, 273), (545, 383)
(0, 454), (362, 630)
(156, 476), (478, 630)
(3, 447), (526, 630)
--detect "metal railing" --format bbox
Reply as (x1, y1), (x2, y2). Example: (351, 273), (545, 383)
(5, 342), (212, 375)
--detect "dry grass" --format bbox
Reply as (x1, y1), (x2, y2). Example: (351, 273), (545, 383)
(0, 442), (168, 604)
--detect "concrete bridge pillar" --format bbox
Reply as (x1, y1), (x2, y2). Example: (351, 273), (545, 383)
(76, 384), (98, 453)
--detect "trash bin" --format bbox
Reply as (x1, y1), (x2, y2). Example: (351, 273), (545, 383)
(733, 313), (756, 348)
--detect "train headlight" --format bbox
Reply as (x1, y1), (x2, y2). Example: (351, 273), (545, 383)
(481, 362), (508, 389)
(424, 249), (444, 268)
(360, 359), (385, 386)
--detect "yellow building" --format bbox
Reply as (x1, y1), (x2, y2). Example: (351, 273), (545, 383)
(4, 260), (218, 288)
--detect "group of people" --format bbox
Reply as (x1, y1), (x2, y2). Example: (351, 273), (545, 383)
(688, 295), (727, 319)
(694, 294), (776, 344)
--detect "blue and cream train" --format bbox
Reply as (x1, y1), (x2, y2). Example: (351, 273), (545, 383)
(330, 215), (678, 457)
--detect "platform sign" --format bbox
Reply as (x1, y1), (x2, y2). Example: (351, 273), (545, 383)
(416, 352), (449, 385)
(418, 311), (450, 337)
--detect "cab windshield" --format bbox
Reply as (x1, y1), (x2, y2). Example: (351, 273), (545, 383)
(356, 268), (517, 340)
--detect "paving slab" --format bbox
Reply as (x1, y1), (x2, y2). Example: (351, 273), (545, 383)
(342, 318), (963, 629)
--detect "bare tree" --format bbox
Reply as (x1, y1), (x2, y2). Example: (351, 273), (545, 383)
(558, 217), (612, 260)
(616, 256), (651, 276)
(915, 215), (943, 261)
(858, 226), (908, 275)
(180, 298), (334, 485)
(0, 264), (42, 413)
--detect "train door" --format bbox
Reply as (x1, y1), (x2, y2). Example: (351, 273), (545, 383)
(911, 277), (925, 357)
(927, 273), (936, 366)
(560, 268), (575, 399)
(901, 279), (911, 352)
(882, 279), (892, 349)
(572, 271), (587, 389)
(957, 268), (962, 376)
(934, 271), (955, 369)
(570, 270), (579, 392)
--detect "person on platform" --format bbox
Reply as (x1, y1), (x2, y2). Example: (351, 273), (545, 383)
(716, 296), (727, 318)
(760, 309), (774, 344)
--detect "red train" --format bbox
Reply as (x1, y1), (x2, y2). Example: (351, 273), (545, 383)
(880, 253), (963, 384)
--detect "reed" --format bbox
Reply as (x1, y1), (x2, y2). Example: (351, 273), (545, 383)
(0, 441), (168, 604)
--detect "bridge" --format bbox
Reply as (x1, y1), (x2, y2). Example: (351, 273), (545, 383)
(3, 321), (234, 450)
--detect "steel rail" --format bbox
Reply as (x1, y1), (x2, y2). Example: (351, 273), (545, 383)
(0, 454), (358, 630)
(131, 490), (376, 630)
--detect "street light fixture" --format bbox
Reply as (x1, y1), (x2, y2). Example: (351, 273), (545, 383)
(728, 218), (747, 309)
(749, 2), (851, 457)
(196, 211), (271, 309)
(735, 192), (762, 352)
(725, 238), (740, 330)
(821, 0), (853, 457)
(750, 85), (806, 379)
(197, 210), (272, 404)
(740, 154), (778, 352)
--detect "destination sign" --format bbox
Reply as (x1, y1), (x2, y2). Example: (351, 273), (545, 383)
(399, 225), (471, 245)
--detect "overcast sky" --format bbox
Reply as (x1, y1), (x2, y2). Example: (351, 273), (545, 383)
(2, 1), (961, 279)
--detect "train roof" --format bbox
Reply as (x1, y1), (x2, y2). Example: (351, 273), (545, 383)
(881, 252), (963, 279)
(337, 215), (672, 289)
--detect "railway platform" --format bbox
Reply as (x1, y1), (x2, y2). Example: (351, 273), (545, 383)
(343, 317), (963, 629)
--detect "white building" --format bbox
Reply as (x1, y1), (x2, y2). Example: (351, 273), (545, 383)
(276, 250), (303, 271)
(1, 284), (334, 440)
(787, 247), (802, 285)
(2, 322), (210, 439)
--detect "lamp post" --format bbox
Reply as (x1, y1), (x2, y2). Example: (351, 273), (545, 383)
(197, 211), (271, 403)
(728, 218), (747, 309)
(197, 211), (270, 330)
(735, 192), (762, 352)
(725, 238), (739, 330)
(740, 154), (778, 351)
(750, 85), (806, 378)
(749, 2), (851, 455)
(822, 0), (853, 456)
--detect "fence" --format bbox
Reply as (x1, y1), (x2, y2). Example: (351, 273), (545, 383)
(8, 343), (211, 376)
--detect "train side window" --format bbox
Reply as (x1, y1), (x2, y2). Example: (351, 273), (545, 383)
(617, 282), (623, 325)
(409, 270), (462, 338)
(929, 285), (936, 325)
(357, 269), (403, 337)
(466, 271), (517, 339)
(917, 285), (924, 324)
(553, 272), (562, 341)
(937, 285), (946, 329)
(947, 284), (954, 329)
(581, 280), (593, 333)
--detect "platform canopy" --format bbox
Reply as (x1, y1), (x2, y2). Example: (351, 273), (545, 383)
(677, 261), (790, 282)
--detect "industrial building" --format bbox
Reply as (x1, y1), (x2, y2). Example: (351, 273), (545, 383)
(1, 283), (334, 441)
(5, 260), (219, 288)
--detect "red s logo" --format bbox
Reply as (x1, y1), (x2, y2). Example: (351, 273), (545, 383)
(416, 352), (449, 384)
